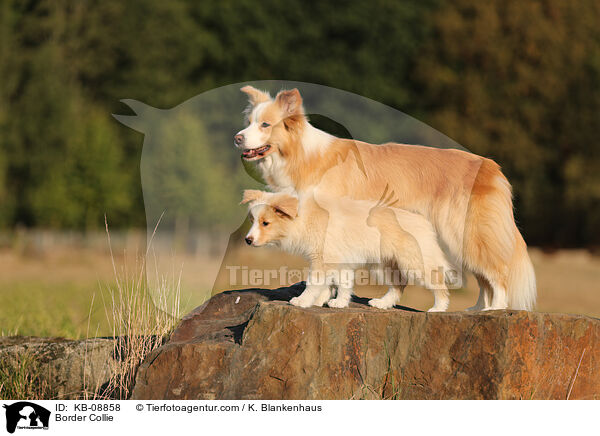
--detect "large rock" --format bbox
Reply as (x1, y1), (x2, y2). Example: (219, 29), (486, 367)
(132, 283), (600, 400)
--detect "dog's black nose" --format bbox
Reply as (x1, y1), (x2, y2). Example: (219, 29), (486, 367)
(245, 236), (253, 245)
(234, 134), (244, 146)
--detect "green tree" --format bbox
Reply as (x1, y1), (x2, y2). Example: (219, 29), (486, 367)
(1, 0), (599, 247)
(1, 2), (131, 229)
(410, 0), (600, 245)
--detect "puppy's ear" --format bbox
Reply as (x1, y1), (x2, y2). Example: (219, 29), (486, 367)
(241, 86), (271, 106)
(275, 88), (303, 116)
(271, 194), (299, 219)
(241, 189), (265, 205)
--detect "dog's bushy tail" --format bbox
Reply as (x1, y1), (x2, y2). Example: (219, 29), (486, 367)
(507, 229), (536, 310)
(477, 165), (536, 311)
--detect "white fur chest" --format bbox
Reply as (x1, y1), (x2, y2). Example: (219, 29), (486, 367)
(258, 154), (294, 191)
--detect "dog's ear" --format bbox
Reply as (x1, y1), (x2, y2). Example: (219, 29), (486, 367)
(241, 86), (271, 106)
(275, 88), (303, 116)
(241, 189), (265, 205)
(271, 194), (299, 219)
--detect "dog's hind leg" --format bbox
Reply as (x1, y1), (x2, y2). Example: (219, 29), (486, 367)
(466, 274), (492, 311)
(485, 278), (508, 310)
(428, 287), (450, 312)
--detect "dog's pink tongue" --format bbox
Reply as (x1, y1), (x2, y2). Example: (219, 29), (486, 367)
(243, 149), (256, 158)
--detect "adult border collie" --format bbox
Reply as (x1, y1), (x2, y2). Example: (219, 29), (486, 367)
(234, 86), (536, 311)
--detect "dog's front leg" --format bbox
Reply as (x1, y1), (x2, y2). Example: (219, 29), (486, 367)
(327, 268), (354, 308)
(312, 286), (334, 306)
(290, 262), (329, 308)
(290, 286), (329, 307)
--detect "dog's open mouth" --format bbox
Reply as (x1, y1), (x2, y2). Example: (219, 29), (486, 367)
(242, 144), (272, 160)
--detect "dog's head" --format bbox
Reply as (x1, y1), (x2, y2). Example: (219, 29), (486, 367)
(241, 189), (299, 246)
(234, 87), (305, 161)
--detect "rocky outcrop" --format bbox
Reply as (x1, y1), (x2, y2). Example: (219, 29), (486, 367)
(132, 283), (600, 400)
(0, 337), (117, 399)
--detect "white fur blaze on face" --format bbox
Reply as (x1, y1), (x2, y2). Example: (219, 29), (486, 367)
(236, 122), (269, 150)
(236, 102), (271, 149)
(245, 220), (260, 246)
(236, 101), (276, 160)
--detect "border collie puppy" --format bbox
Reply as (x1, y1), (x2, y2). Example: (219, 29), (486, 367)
(242, 189), (456, 312)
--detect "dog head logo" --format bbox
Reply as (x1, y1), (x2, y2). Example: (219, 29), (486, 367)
(2, 402), (50, 434)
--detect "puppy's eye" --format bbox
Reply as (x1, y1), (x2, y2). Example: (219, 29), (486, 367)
(261, 122), (270, 128)
(262, 221), (269, 227)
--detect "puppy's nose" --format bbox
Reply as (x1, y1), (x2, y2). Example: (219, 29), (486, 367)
(234, 134), (244, 147)
(245, 236), (253, 245)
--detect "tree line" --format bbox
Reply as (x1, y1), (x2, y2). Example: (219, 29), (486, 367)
(0, 0), (598, 247)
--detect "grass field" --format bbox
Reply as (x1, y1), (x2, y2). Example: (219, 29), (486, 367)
(1, 240), (599, 339)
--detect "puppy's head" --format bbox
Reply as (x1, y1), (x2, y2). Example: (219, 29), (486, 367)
(241, 190), (299, 246)
(234, 87), (305, 161)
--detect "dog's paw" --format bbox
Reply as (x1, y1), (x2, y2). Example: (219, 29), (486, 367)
(368, 298), (393, 309)
(427, 306), (447, 313)
(312, 295), (331, 307)
(465, 305), (483, 312)
(481, 305), (507, 311)
(290, 296), (313, 308)
(327, 298), (349, 308)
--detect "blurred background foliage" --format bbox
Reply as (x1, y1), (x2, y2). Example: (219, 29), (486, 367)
(0, 0), (599, 247)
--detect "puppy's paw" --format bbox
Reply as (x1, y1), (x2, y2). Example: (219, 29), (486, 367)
(290, 296), (313, 308)
(327, 298), (349, 308)
(368, 298), (393, 309)
(313, 295), (331, 307)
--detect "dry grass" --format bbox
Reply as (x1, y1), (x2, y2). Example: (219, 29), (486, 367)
(91, 263), (181, 399)
(0, 351), (52, 400)
(91, 218), (181, 399)
(0, 222), (182, 400)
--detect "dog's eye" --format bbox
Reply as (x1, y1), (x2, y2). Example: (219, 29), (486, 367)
(262, 221), (269, 227)
(261, 122), (270, 128)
